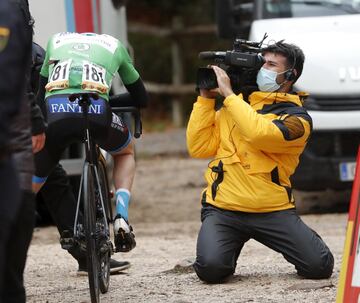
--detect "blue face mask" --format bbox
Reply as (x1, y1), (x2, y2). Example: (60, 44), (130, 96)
(256, 67), (281, 92)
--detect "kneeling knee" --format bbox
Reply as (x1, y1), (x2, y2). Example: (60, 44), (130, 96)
(193, 259), (234, 284)
(299, 252), (334, 279)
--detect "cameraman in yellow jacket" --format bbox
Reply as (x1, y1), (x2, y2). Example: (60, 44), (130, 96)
(187, 42), (334, 283)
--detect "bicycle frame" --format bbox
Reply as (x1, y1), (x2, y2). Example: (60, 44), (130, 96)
(69, 93), (113, 303)
(73, 96), (109, 241)
(67, 92), (142, 302)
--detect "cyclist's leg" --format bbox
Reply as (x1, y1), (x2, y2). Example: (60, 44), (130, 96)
(32, 145), (58, 193)
(113, 140), (135, 190)
(112, 140), (135, 220)
(111, 143), (137, 252)
(32, 124), (65, 194)
(38, 164), (78, 235)
(38, 163), (130, 274)
(32, 96), (74, 193)
(33, 95), (85, 268)
(37, 164), (85, 264)
(96, 110), (136, 252)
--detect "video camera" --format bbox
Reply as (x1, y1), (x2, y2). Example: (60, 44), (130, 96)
(196, 36), (267, 96)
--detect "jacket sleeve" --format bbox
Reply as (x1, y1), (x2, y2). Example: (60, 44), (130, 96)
(223, 94), (311, 153)
(0, 2), (32, 150)
(36, 75), (47, 114)
(30, 42), (46, 135)
(30, 94), (46, 135)
(186, 96), (220, 158)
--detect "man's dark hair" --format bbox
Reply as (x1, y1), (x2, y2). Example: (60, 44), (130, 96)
(262, 41), (305, 83)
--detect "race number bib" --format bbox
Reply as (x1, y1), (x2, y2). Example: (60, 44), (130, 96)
(45, 59), (72, 91)
(81, 61), (109, 94)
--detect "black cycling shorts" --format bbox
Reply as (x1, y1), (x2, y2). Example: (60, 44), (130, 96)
(34, 94), (131, 182)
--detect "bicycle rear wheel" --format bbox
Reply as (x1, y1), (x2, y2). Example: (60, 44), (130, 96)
(96, 157), (111, 293)
(83, 163), (100, 303)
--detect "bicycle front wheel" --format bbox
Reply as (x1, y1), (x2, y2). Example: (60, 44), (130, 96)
(83, 163), (100, 303)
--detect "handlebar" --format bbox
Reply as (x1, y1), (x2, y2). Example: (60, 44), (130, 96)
(108, 93), (142, 138)
(111, 107), (142, 139)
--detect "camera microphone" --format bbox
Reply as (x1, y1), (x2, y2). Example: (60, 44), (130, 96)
(198, 51), (226, 60)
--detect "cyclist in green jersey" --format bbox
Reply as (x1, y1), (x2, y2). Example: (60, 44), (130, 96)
(32, 32), (149, 252)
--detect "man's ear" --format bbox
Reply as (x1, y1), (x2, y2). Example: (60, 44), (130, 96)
(292, 69), (298, 81)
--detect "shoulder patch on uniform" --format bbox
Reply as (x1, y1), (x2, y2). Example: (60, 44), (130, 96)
(282, 115), (305, 140)
(0, 27), (10, 52)
(273, 115), (305, 141)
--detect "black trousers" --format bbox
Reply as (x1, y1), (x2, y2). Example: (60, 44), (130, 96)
(0, 159), (21, 301)
(37, 164), (85, 263)
(194, 204), (334, 283)
(1, 190), (35, 303)
(38, 164), (77, 233)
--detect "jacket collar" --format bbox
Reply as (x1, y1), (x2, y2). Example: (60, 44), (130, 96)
(248, 91), (306, 109)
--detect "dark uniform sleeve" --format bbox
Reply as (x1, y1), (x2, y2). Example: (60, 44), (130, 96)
(0, 0), (32, 151)
(30, 42), (46, 135)
(30, 94), (46, 135)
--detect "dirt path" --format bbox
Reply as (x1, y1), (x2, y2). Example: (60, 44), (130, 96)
(26, 155), (348, 303)
(25, 129), (352, 302)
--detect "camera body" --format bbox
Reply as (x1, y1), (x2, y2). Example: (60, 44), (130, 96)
(196, 38), (265, 95)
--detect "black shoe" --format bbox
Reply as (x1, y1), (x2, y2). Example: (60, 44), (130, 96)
(109, 259), (131, 274)
(77, 259), (130, 276)
(113, 215), (136, 252)
(60, 230), (75, 250)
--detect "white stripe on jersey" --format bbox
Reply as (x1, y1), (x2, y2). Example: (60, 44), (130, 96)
(52, 32), (118, 53)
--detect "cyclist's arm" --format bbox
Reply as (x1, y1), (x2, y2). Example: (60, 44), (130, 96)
(109, 78), (148, 108)
(124, 77), (148, 108)
(117, 44), (149, 108)
(109, 92), (132, 107)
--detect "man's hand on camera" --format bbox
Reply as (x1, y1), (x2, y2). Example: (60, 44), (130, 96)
(211, 65), (234, 98)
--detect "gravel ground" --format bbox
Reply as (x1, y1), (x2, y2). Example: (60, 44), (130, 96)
(24, 129), (351, 302)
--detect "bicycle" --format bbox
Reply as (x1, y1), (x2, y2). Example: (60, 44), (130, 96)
(68, 92), (142, 303)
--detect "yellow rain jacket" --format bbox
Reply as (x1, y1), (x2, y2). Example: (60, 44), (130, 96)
(186, 91), (312, 213)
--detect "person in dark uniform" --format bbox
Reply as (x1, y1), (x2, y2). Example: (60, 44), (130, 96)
(0, 0), (34, 301)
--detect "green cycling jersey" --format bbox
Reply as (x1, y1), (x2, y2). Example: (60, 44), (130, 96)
(40, 32), (139, 100)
